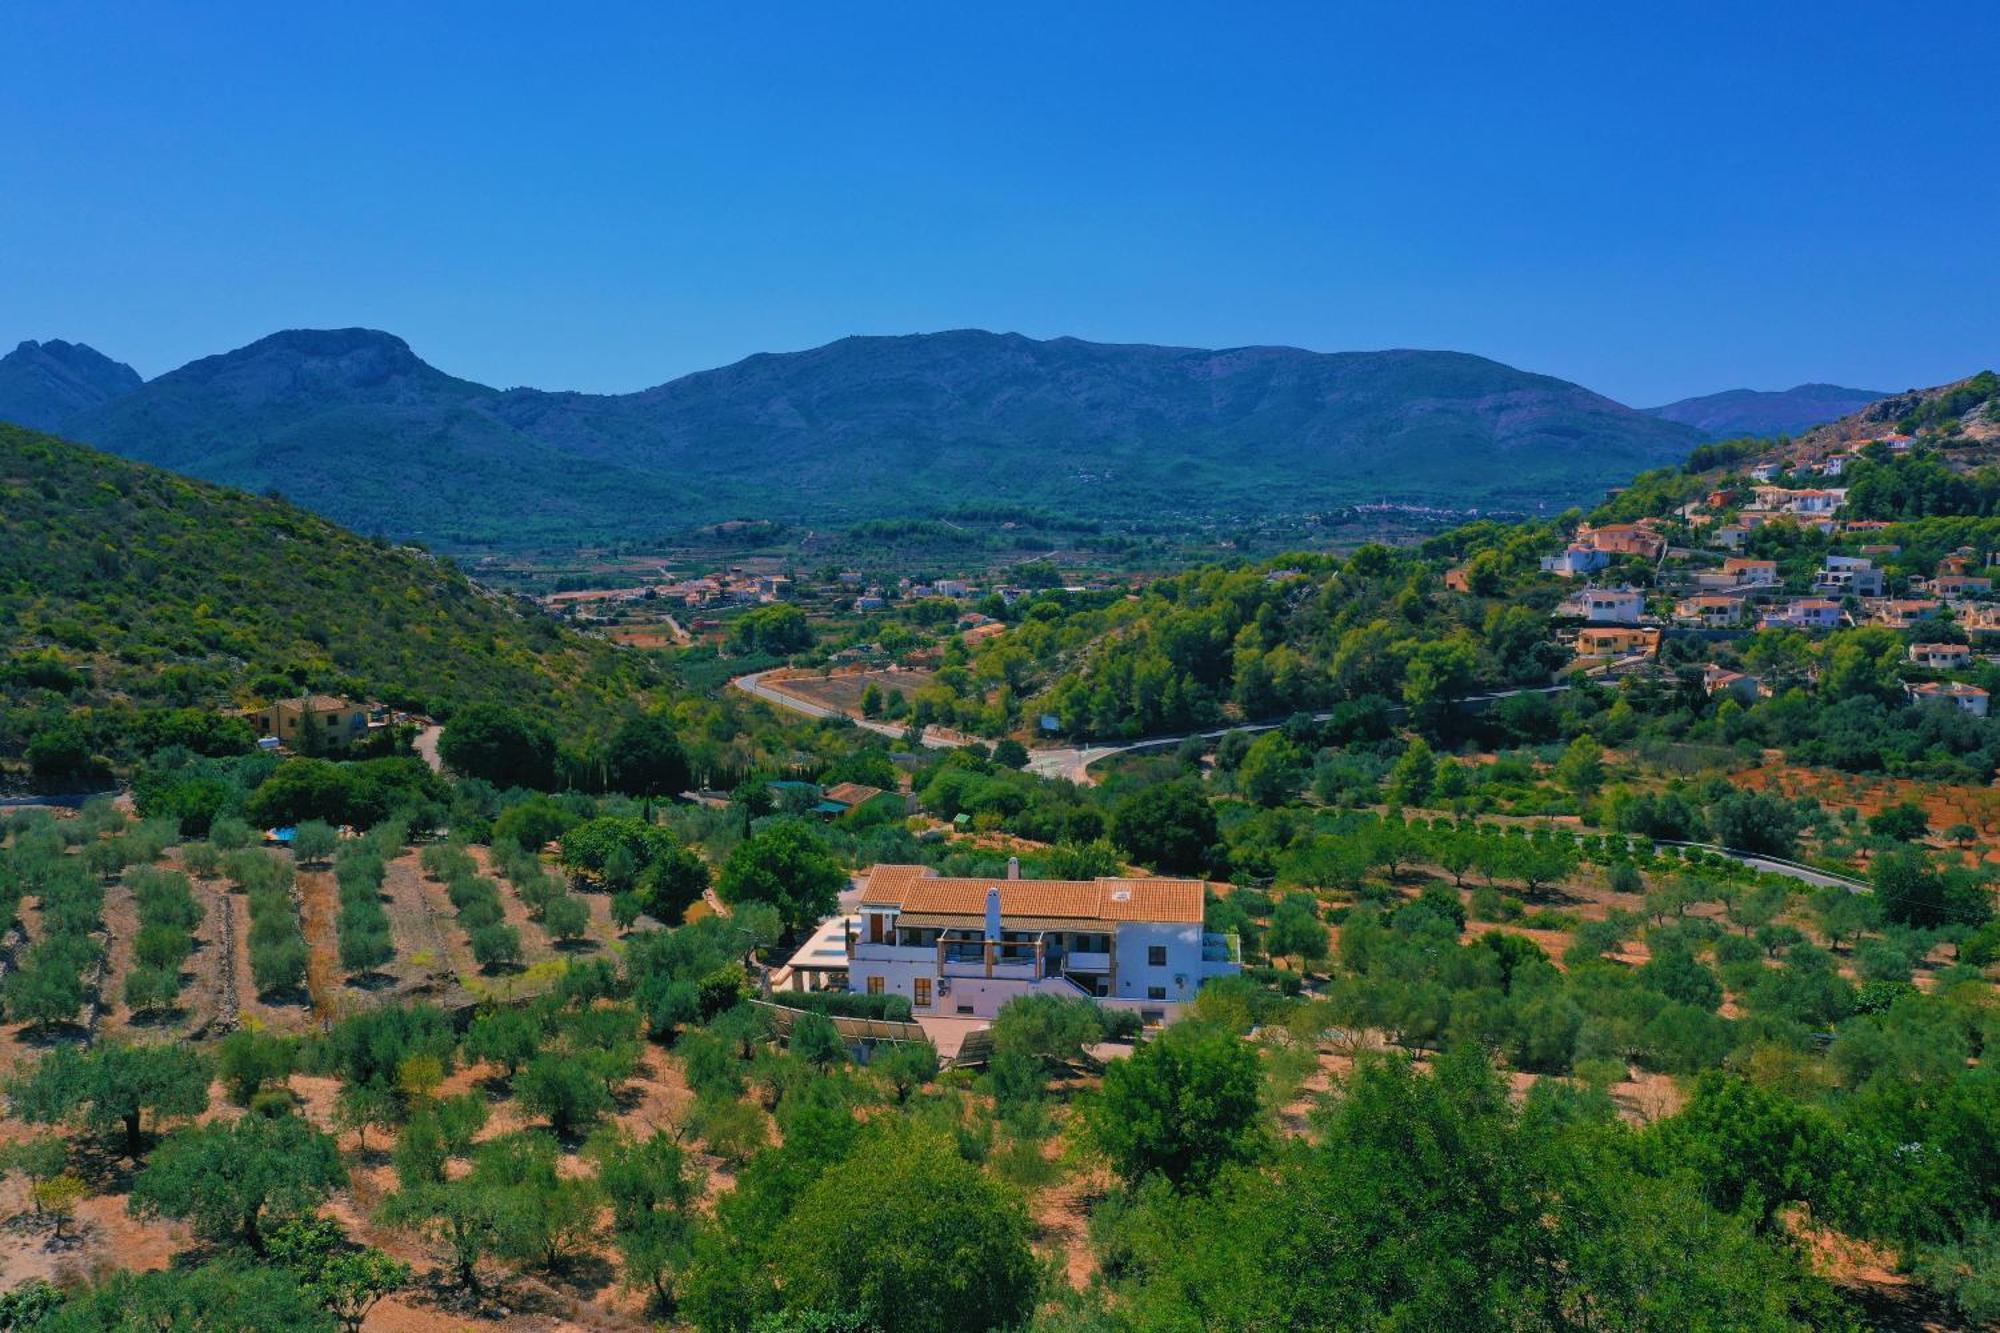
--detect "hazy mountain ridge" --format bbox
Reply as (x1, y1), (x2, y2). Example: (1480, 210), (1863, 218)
(0, 339), (142, 431)
(1643, 383), (1887, 440)
(7, 327), (1706, 542)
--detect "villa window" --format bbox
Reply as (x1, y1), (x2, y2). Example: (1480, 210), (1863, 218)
(1147, 945), (1166, 967)
(866, 975), (884, 995)
(1147, 986), (1166, 1001)
(913, 978), (931, 1007)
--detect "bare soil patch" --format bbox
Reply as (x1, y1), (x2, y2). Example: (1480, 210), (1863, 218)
(767, 667), (937, 717)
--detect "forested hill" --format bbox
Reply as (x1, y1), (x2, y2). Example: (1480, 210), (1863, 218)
(27, 327), (1703, 543)
(1643, 383), (1885, 440)
(0, 423), (660, 758)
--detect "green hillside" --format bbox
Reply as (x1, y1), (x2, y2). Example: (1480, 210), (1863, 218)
(0, 423), (662, 769)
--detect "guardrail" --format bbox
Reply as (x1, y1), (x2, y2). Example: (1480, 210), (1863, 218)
(1650, 840), (1869, 891)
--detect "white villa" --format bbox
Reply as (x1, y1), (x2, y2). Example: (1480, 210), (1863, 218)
(790, 861), (1242, 1023)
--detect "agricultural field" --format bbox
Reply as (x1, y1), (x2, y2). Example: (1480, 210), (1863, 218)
(759, 667), (939, 720)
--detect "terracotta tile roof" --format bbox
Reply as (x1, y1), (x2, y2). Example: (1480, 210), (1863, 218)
(821, 782), (887, 808)
(856, 865), (1205, 924)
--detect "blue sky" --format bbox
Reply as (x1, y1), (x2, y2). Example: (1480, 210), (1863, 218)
(2, 2), (1994, 405)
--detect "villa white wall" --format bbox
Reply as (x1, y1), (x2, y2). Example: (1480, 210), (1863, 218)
(1111, 922), (1207, 1004)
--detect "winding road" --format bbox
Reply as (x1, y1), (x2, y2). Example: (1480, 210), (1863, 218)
(732, 669), (1574, 784)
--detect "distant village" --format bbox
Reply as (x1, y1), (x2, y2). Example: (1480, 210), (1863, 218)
(1468, 433), (1994, 718)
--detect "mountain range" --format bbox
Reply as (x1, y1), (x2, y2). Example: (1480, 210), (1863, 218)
(0, 328), (1794, 545)
(1643, 383), (1888, 440)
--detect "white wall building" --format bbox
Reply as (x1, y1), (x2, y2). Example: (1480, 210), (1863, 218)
(1557, 586), (1646, 624)
(829, 862), (1242, 1022)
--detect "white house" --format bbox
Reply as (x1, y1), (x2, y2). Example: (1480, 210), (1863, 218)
(832, 862), (1242, 1022)
(1909, 643), (1974, 671)
(1908, 681), (1990, 717)
(1557, 586), (1646, 624)
(1540, 546), (1611, 578)
(1763, 598), (1845, 631)
(1816, 555), (1884, 598)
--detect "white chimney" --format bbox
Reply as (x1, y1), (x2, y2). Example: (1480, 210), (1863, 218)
(985, 886), (1003, 942)
(1006, 856), (1020, 880)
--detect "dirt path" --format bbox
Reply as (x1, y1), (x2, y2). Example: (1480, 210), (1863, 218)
(403, 857), (482, 987)
(295, 867), (344, 1022)
(413, 725), (444, 775)
(93, 876), (140, 1040)
(184, 875), (239, 1036)
(373, 850), (459, 993)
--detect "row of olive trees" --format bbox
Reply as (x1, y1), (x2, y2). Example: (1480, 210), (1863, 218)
(419, 844), (521, 971)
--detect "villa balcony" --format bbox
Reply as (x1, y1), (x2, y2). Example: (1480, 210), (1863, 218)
(1203, 932), (1242, 965)
(847, 940), (935, 964)
(938, 941), (1046, 981)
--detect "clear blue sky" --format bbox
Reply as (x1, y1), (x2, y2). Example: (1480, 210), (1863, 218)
(3, 2), (1994, 405)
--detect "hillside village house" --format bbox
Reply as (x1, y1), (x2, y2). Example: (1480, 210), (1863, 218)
(1719, 558), (1780, 587)
(1816, 556), (1885, 598)
(1909, 643), (1975, 671)
(1577, 523), (1666, 561)
(1872, 599), (1944, 630)
(1932, 574), (1993, 599)
(1763, 598), (1845, 631)
(1675, 594), (1747, 628)
(803, 862), (1243, 1022)
(1702, 665), (1763, 701)
(1572, 626), (1659, 663)
(1908, 681), (1990, 717)
(1750, 486), (1847, 517)
(1540, 545), (1611, 578)
(251, 695), (371, 749)
(818, 782), (895, 817)
(1557, 587), (1645, 624)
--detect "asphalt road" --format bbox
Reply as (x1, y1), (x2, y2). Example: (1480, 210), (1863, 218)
(733, 670), (1573, 784)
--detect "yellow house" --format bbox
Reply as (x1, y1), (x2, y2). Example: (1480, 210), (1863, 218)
(1573, 626), (1660, 660)
(253, 694), (371, 749)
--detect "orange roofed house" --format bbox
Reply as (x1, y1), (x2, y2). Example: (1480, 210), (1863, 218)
(251, 695), (371, 749)
(1578, 523), (1666, 560)
(821, 861), (1242, 1022)
(1572, 626), (1660, 663)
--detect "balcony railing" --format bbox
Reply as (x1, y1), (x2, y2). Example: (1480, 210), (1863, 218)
(938, 941), (1046, 980)
(848, 940), (935, 964)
